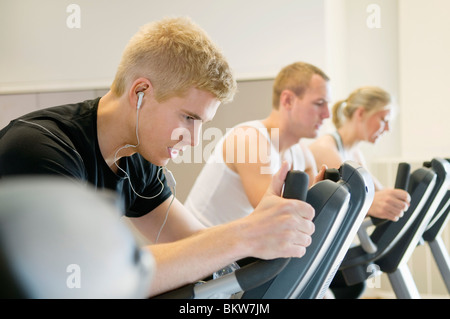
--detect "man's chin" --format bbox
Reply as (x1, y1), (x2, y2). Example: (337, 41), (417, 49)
(144, 155), (170, 167)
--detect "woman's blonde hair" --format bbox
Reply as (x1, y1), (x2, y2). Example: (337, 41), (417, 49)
(332, 86), (391, 129)
(272, 62), (329, 109)
(111, 17), (237, 103)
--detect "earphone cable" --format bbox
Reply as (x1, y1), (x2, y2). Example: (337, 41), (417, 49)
(113, 97), (176, 243)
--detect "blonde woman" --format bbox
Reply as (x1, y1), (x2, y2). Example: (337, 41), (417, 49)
(309, 86), (410, 221)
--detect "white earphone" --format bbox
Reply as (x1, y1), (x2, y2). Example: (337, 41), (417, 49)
(136, 91), (144, 110)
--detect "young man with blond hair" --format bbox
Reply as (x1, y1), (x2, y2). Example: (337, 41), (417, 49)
(185, 62), (330, 226)
(0, 17), (315, 297)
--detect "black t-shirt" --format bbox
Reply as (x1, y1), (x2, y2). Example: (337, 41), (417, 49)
(0, 98), (172, 217)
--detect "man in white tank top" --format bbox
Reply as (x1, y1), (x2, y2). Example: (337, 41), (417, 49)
(185, 62), (331, 226)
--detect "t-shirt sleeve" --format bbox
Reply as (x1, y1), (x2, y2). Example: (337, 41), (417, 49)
(0, 121), (86, 179)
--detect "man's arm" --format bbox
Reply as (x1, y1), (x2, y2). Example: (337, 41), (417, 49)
(223, 126), (276, 208)
(127, 196), (206, 244)
(131, 163), (315, 297)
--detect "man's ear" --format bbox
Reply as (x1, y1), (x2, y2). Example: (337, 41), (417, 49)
(128, 77), (152, 109)
(279, 90), (296, 111)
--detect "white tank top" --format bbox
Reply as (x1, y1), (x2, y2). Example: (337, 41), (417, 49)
(184, 120), (306, 227)
(330, 131), (353, 161)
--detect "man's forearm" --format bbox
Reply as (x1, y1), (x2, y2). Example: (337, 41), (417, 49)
(146, 222), (246, 297)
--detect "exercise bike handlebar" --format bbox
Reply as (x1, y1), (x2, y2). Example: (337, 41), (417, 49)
(394, 162), (412, 190)
(153, 170), (309, 299)
(370, 162), (411, 226)
(357, 162), (411, 254)
(233, 170), (309, 291)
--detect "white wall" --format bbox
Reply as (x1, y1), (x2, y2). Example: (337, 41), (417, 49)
(320, 0), (401, 164)
(399, 0), (450, 161)
(0, 0), (326, 93)
(323, 0), (450, 167)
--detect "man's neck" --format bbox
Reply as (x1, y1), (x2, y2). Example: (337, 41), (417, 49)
(262, 110), (299, 153)
(97, 91), (137, 171)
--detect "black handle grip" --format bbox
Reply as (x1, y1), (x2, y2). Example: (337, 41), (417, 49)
(394, 162), (411, 190)
(235, 170), (309, 291)
(324, 168), (341, 183)
(283, 170), (309, 201)
(371, 162), (411, 226)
